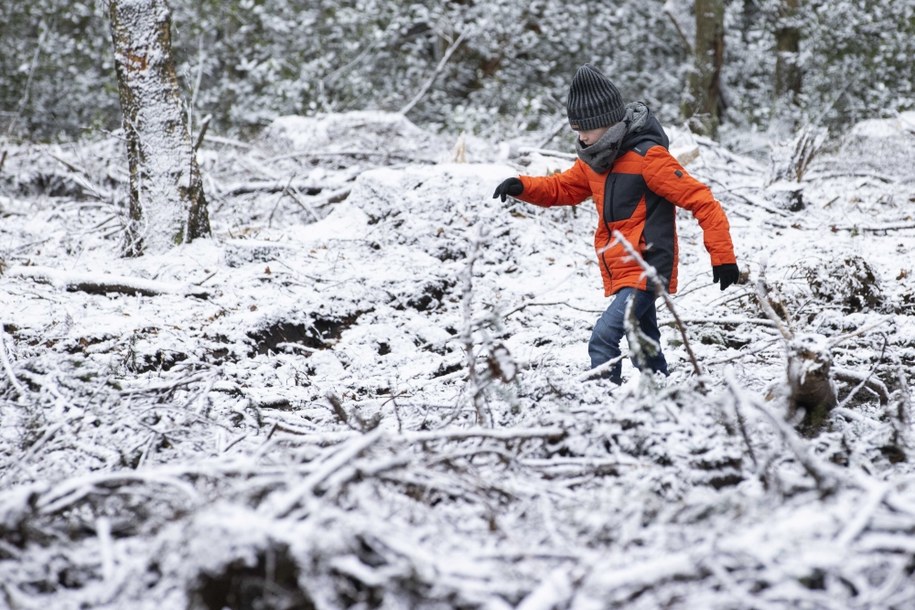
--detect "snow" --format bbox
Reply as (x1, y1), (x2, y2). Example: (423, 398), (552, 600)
(1, 110), (915, 608)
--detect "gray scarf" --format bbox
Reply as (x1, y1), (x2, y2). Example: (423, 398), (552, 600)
(576, 102), (650, 173)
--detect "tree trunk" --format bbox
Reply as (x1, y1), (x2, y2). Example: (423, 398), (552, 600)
(685, 0), (725, 137)
(773, 0), (803, 127)
(107, 0), (209, 256)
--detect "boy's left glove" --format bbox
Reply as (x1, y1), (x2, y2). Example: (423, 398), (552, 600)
(712, 263), (740, 291)
(493, 178), (523, 202)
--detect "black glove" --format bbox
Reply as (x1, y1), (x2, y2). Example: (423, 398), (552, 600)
(712, 263), (740, 291)
(492, 177), (523, 202)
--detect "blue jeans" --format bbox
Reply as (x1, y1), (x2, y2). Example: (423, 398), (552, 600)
(589, 287), (669, 384)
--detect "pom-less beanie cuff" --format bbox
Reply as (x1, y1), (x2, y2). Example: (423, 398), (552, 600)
(568, 64), (626, 131)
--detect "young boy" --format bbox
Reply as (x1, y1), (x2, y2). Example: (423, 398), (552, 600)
(493, 63), (739, 384)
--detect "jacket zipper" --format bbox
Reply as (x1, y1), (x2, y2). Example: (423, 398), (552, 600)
(599, 174), (617, 281)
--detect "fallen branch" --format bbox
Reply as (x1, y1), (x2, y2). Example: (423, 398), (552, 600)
(46, 152), (111, 202)
(221, 179), (334, 197)
(828, 222), (915, 234)
(804, 171), (896, 184)
(834, 367), (890, 406)
(0, 328), (27, 400)
(34, 470), (201, 516)
(516, 146), (577, 161)
(399, 426), (565, 444)
(749, 391), (842, 495)
(723, 370), (760, 472)
(272, 428), (385, 518)
(7, 266), (211, 298)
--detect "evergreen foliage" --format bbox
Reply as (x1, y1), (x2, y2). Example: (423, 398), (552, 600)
(0, 0), (912, 142)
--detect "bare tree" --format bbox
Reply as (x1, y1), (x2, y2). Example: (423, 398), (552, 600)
(107, 0), (209, 256)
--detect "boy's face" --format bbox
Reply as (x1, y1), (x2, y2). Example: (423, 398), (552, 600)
(576, 126), (609, 147)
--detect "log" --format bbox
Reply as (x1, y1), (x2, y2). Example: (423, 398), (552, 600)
(6, 266), (210, 298)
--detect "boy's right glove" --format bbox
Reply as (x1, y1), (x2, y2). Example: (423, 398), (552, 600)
(492, 178), (523, 202)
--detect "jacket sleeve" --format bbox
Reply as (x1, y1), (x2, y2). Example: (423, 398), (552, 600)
(643, 147), (737, 265)
(517, 159), (593, 207)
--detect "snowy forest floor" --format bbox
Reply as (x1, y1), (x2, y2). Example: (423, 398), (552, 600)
(2, 111), (915, 609)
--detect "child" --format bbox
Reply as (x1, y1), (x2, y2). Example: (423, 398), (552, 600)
(493, 63), (739, 384)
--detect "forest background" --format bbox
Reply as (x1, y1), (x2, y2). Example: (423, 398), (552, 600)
(2, 0), (913, 148)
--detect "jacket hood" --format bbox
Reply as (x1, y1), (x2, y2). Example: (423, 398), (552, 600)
(575, 102), (670, 173)
(620, 102), (669, 152)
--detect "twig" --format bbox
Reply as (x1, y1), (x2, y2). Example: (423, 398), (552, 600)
(221, 179), (330, 196)
(502, 300), (604, 319)
(399, 426), (565, 444)
(517, 146), (577, 161)
(118, 372), (213, 396)
(460, 225), (491, 426)
(674, 316), (776, 328)
(272, 428), (385, 518)
(268, 174), (297, 227)
(827, 319), (891, 350)
(753, 262), (793, 341)
(193, 114), (212, 153)
(835, 482), (889, 547)
(7, 30), (45, 137)
(834, 365), (890, 407)
(0, 328), (27, 400)
(828, 222), (915, 234)
(578, 355), (626, 382)
(750, 394), (841, 495)
(723, 370), (760, 471)
(804, 171), (896, 184)
(663, 8), (693, 53)
(35, 471), (200, 515)
(536, 118), (573, 149)
(400, 30), (468, 116)
(893, 357), (913, 443)
(46, 152), (109, 201)
(611, 230), (705, 388)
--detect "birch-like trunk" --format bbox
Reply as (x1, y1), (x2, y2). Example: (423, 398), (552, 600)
(108, 0), (209, 256)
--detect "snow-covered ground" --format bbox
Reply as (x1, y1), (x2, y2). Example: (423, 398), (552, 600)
(1, 111), (915, 609)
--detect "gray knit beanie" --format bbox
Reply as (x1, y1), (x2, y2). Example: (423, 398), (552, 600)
(567, 64), (626, 131)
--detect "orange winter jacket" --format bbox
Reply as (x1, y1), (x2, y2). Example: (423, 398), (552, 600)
(518, 115), (736, 296)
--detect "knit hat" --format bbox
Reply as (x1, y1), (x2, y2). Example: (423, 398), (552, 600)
(567, 64), (626, 131)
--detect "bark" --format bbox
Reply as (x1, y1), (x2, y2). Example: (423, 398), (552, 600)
(774, 0), (803, 109)
(107, 0), (209, 256)
(685, 0), (725, 137)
